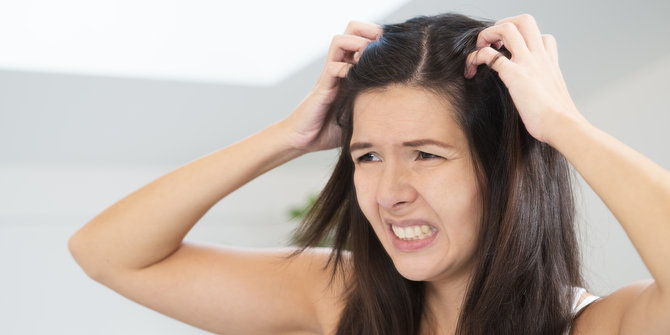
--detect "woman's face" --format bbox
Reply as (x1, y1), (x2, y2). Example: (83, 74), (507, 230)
(350, 84), (482, 283)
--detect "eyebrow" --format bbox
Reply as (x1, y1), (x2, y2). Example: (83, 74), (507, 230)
(349, 139), (454, 152)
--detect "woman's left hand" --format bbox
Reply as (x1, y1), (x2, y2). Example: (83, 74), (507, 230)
(464, 14), (586, 145)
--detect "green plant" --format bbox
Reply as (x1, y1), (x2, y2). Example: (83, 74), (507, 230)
(287, 193), (336, 247)
(287, 194), (318, 221)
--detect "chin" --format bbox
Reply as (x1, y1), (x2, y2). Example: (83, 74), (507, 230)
(390, 254), (443, 282)
(388, 248), (474, 284)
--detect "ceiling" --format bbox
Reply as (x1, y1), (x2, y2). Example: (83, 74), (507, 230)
(0, 0), (409, 86)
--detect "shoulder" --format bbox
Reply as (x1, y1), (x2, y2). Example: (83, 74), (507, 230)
(570, 279), (654, 335)
(304, 248), (352, 335)
(263, 246), (351, 335)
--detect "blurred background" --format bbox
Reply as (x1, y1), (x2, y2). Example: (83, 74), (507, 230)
(1, 0), (669, 333)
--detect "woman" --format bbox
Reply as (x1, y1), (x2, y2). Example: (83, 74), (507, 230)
(68, 13), (670, 334)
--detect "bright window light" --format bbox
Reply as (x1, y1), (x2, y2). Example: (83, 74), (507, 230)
(0, 0), (410, 86)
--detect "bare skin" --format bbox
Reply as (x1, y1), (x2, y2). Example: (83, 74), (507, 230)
(69, 15), (670, 334)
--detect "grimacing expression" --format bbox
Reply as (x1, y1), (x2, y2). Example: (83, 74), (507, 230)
(350, 84), (482, 283)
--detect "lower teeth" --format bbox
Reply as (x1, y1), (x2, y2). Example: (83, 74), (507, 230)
(400, 236), (427, 241)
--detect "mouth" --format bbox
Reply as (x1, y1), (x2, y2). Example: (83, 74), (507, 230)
(391, 224), (437, 241)
(386, 220), (439, 251)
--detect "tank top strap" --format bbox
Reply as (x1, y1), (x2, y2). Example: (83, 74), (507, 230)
(565, 287), (600, 335)
(571, 286), (599, 314)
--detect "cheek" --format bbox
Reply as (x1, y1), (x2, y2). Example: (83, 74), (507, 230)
(353, 169), (376, 216)
(423, 168), (481, 235)
(353, 169), (388, 236)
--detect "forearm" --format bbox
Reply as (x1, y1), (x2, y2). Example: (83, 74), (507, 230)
(551, 115), (670, 293)
(69, 121), (304, 277)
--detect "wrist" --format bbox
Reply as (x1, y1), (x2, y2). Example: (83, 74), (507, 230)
(266, 120), (310, 158)
(545, 110), (593, 152)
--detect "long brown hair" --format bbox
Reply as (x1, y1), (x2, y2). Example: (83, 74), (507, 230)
(291, 12), (583, 334)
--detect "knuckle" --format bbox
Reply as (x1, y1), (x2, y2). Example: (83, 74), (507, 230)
(473, 47), (489, 62)
(331, 34), (349, 47)
(500, 22), (517, 32)
(327, 62), (347, 77)
(519, 13), (536, 24)
(483, 47), (498, 58)
(346, 21), (360, 31)
(542, 34), (557, 44)
(338, 64), (352, 77)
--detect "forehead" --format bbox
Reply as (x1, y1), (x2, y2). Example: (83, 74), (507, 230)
(351, 85), (463, 143)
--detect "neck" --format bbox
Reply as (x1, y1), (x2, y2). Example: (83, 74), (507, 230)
(421, 272), (472, 335)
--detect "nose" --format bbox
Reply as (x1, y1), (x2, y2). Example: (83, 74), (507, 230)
(376, 162), (418, 211)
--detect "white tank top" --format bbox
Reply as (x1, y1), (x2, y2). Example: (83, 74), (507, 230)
(565, 287), (599, 334)
(571, 287), (599, 314)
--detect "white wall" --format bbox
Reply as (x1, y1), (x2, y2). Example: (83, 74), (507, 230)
(576, 56), (670, 295)
(0, 156), (336, 334)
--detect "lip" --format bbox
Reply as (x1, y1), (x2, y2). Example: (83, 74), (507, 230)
(385, 219), (438, 252)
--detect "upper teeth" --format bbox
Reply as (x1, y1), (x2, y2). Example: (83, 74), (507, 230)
(391, 224), (436, 240)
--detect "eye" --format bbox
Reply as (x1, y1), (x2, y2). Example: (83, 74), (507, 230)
(356, 152), (381, 163)
(416, 151), (441, 160)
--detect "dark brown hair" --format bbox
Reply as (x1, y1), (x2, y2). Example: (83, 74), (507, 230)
(291, 12), (583, 335)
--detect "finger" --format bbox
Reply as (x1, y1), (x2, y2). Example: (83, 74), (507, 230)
(464, 47), (513, 78)
(329, 61), (353, 78)
(317, 61), (353, 89)
(353, 50), (362, 63)
(476, 22), (531, 60)
(344, 20), (383, 41)
(495, 14), (544, 52)
(327, 34), (374, 63)
(542, 34), (558, 64)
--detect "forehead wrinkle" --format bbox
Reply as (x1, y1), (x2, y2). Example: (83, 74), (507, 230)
(350, 138), (455, 152)
(402, 139), (454, 149)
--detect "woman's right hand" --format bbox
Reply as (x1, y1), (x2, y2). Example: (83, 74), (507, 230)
(281, 21), (382, 153)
